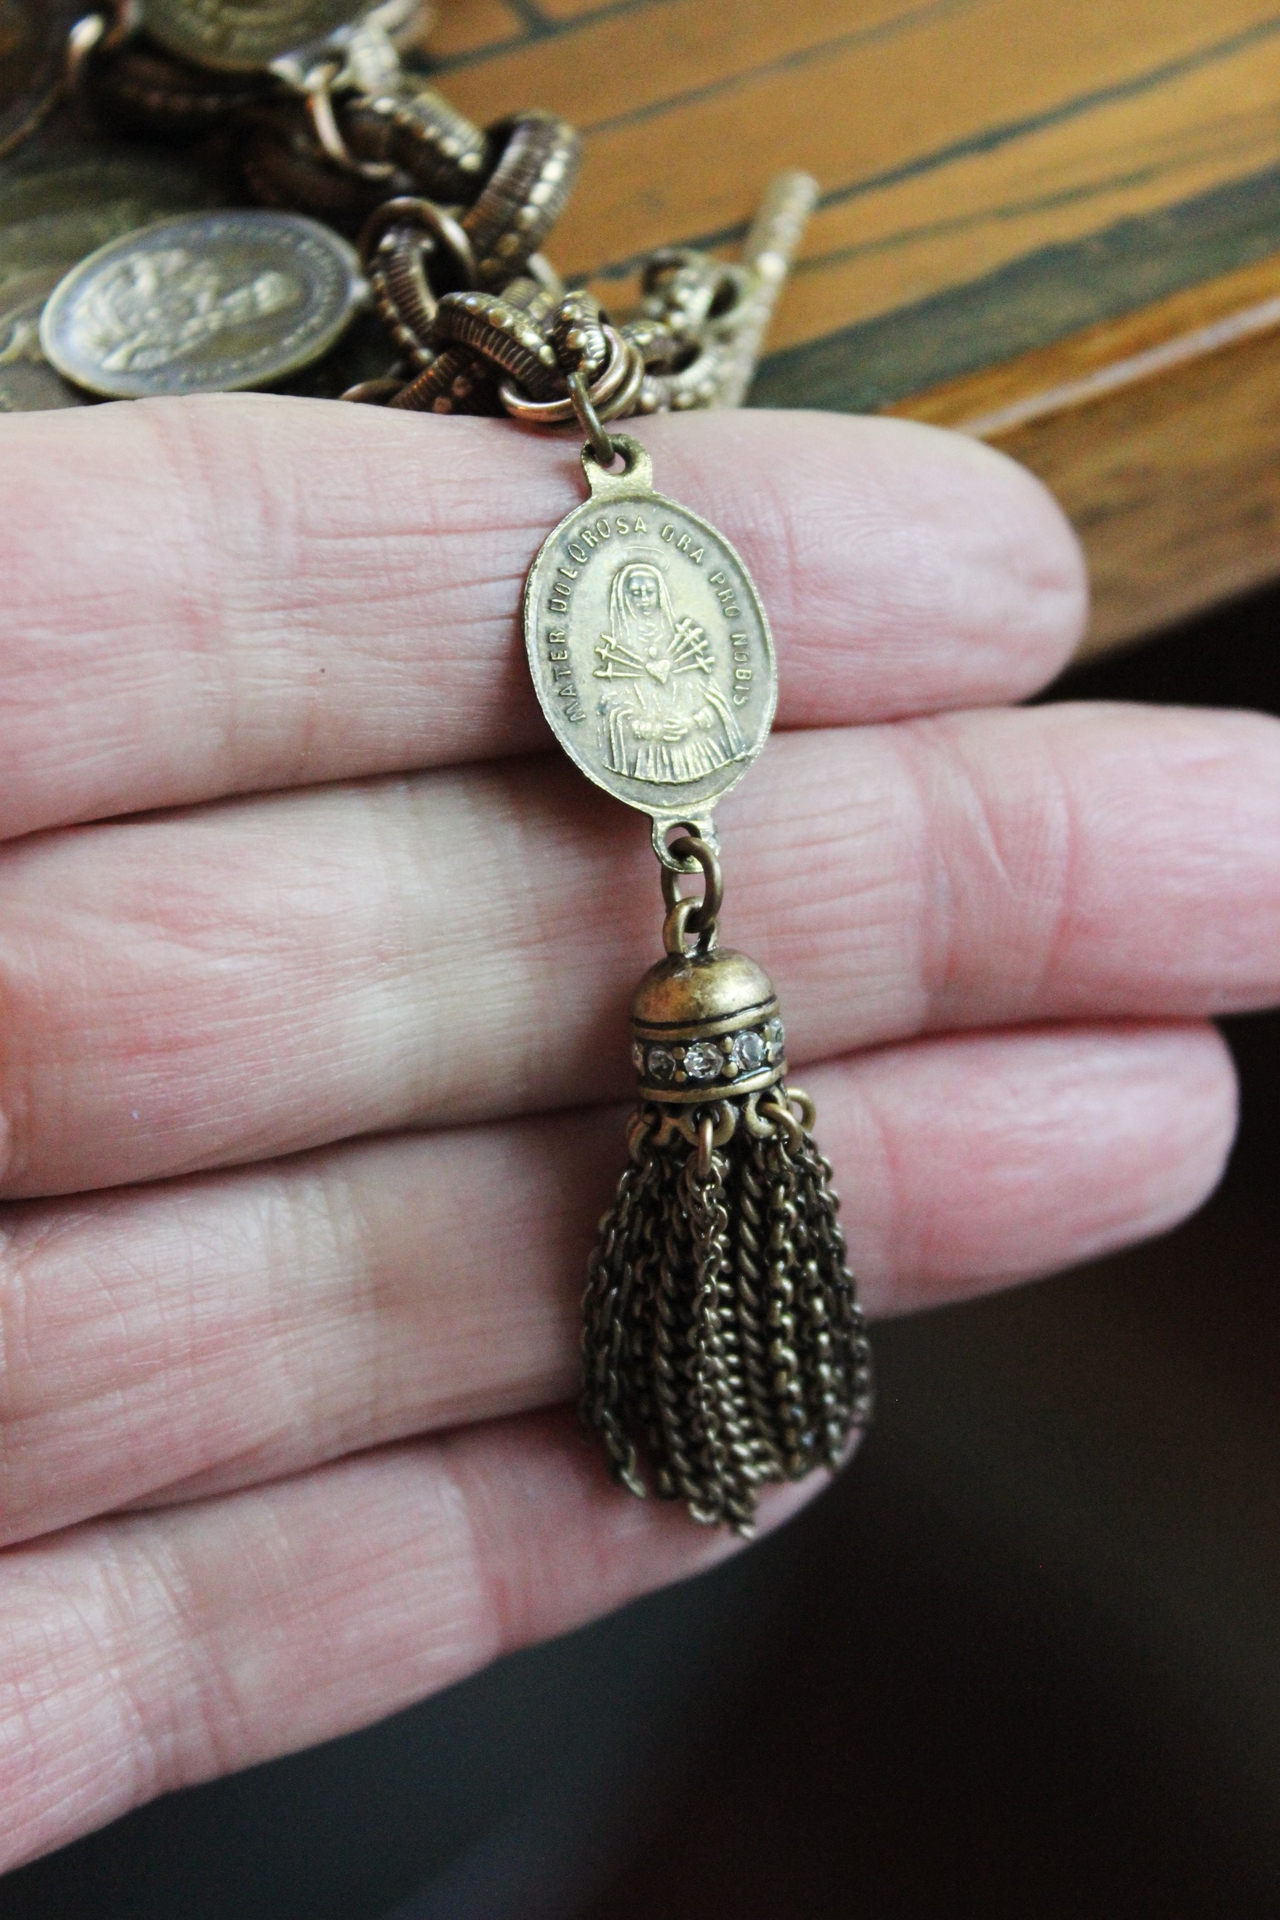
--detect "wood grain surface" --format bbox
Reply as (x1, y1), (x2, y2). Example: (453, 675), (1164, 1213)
(5, 3), (1279, 647)
(892, 254), (1280, 651)
(422, 0), (1280, 646)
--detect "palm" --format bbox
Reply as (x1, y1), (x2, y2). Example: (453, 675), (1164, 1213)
(0, 399), (1274, 1871)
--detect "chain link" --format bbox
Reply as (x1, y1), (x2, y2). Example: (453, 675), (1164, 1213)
(64, 6), (815, 422)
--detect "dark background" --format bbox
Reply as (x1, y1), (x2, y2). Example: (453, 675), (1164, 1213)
(3, 589), (1278, 1920)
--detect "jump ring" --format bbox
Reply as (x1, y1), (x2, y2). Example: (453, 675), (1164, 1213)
(497, 325), (636, 425)
(660, 833), (723, 936)
(759, 1096), (805, 1148)
(306, 69), (398, 181)
(568, 369), (617, 468)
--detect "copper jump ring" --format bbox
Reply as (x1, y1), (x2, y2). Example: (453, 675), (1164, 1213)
(498, 325), (641, 426)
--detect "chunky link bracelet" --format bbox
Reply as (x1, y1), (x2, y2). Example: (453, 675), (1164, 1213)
(17, 1), (817, 421)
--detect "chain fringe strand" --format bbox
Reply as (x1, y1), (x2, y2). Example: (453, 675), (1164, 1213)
(582, 1090), (872, 1537)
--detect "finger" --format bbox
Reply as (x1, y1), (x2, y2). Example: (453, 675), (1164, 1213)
(0, 1409), (827, 1874)
(0, 399), (1084, 839)
(0, 702), (1275, 1196)
(0, 1022), (1234, 1546)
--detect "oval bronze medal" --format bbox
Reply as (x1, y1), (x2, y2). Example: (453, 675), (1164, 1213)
(523, 440), (778, 837)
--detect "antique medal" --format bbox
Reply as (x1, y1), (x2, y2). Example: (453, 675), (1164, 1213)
(40, 209), (366, 398)
(138, 0), (362, 70)
(524, 441), (776, 850)
(525, 414), (872, 1537)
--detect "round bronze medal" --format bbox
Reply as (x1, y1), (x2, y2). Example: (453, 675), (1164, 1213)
(138, 0), (362, 70)
(524, 439), (778, 829)
(40, 210), (366, 399)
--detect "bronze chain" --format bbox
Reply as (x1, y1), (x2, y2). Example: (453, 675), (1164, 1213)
(24, 3), (818, 421)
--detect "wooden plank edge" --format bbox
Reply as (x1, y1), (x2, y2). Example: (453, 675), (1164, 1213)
(886, 249), (1280, 656)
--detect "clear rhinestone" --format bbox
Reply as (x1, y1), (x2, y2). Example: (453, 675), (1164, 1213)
(765, 1016), (786, 1061)
(646, 1046), (677, 1083)
(631, 1041), (646, 1072)
(683, 1040), (722, 1080)
(730, 1029), (767, 1074)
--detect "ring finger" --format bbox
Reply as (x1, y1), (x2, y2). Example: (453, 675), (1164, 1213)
(0, 1019), (1235, 1547)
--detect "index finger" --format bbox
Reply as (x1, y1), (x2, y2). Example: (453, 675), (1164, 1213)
(0, 400), (1085, 840)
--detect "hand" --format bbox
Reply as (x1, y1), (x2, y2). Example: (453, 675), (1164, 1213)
(0, 400), (1276, 1871)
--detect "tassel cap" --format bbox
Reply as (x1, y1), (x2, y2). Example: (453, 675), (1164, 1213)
(630, 947), (787, 1103)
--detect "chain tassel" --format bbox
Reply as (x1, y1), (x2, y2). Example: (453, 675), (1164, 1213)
(582, 841), (873, 1536)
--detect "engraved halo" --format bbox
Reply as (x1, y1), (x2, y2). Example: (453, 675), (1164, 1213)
(523, 461), (778, 826)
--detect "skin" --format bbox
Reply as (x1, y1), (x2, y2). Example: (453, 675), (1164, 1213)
(0, 398), (1277, 1871)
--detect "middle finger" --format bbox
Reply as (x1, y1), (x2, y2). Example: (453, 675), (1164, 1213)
(0, 700), (1276, 1197)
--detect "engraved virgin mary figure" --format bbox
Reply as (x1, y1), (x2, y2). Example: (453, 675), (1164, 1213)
(593, 560), (748, 784)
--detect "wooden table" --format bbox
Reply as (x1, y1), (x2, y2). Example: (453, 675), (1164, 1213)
(424, 0), (1280, 654)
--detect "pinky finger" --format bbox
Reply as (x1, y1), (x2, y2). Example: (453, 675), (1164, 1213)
(0, 1409), (819, 1874)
